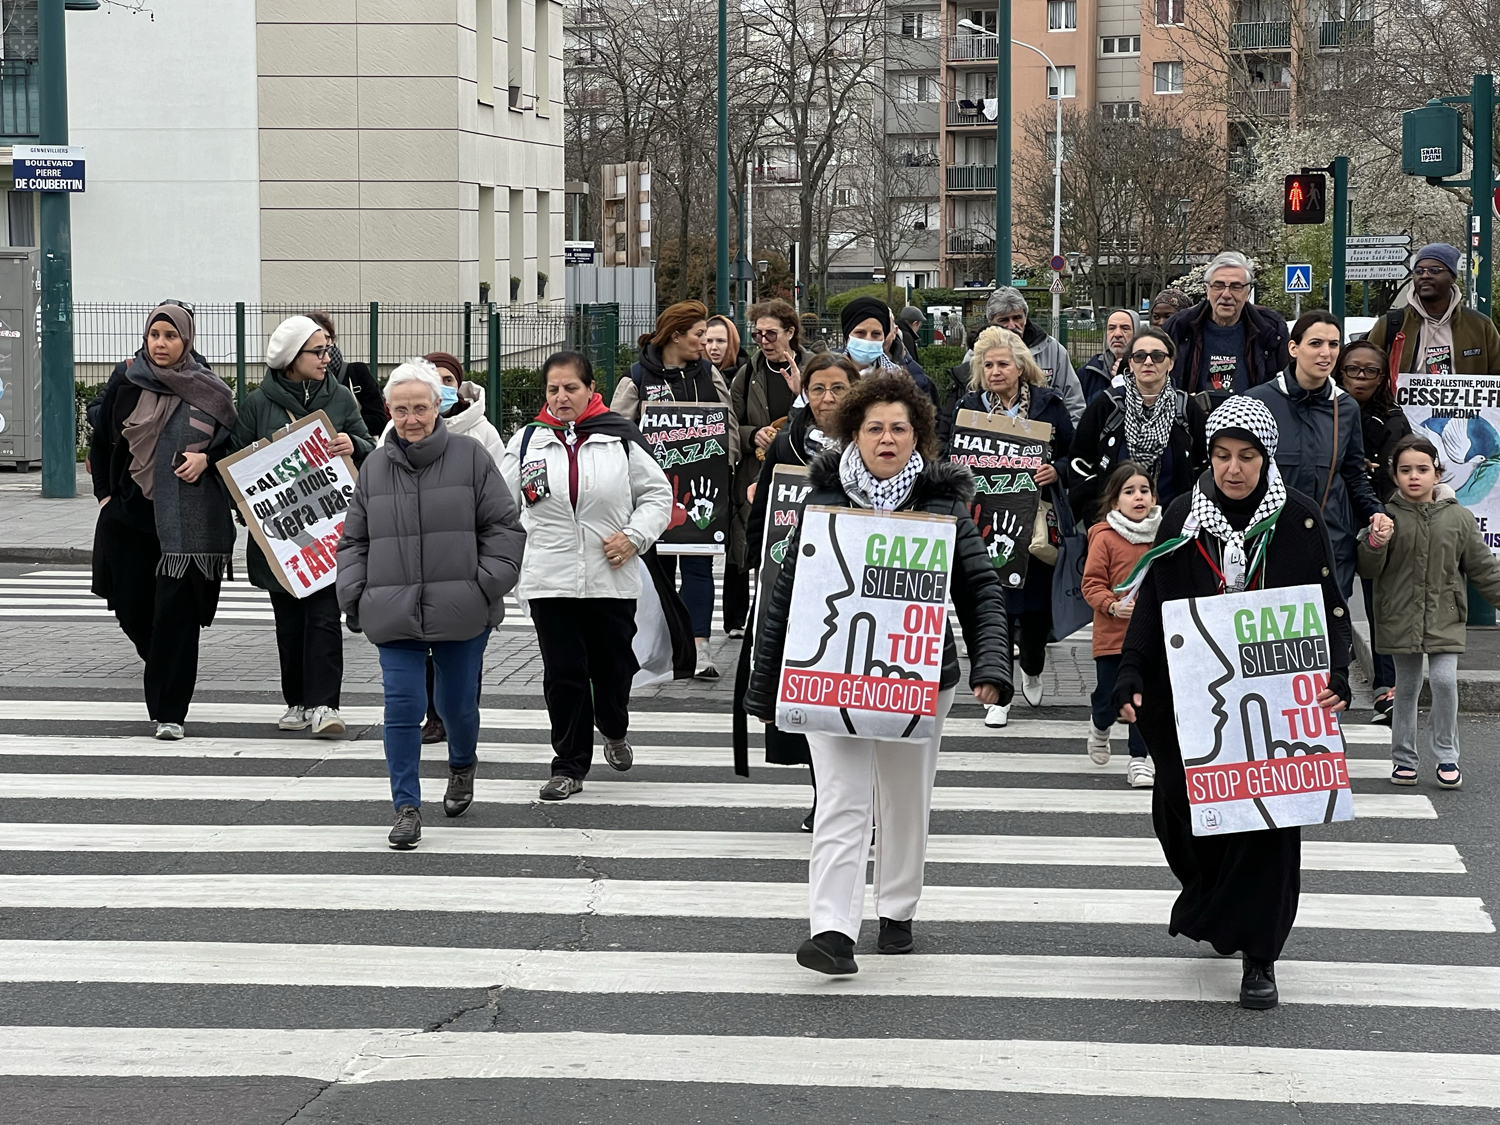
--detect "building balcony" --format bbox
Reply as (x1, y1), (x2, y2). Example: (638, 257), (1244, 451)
(947, 230), (995, 255)
(1319, 18), (1372, 47)
(752, 165), (802, 185)
(946, 34), (999, 64)
(0, 60), (39, 143)
(1228, 20), (1291, 49)
(1234, 87), (1291, 116)
(946, 100), (996, 127)
(945, 164), (996, 191)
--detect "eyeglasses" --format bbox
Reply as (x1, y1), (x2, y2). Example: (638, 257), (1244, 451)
(807, 384), (849, 399)
(1208, 281), (1249, 295)
(1131, 350), (1170, 364)
(1412, 266), (1452, 278)
(391, 404), (435, 420)
(751, 329), (783, 341)
(861, 421), (913, 439)
(299, 346), (335, 359)
(1340, 364), (1384, 380)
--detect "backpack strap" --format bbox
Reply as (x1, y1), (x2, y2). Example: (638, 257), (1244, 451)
(520, 424), (536, 460)
(630, 361), (645, 388)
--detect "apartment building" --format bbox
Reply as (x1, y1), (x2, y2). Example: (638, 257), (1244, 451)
(0, 0), (565, 306)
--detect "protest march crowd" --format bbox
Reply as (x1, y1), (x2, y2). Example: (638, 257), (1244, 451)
(84, 244), (1500, 1011)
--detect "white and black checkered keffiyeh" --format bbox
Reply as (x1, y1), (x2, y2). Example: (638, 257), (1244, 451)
(1122, 371), (1177, 476)
(839, 441), (925, 511)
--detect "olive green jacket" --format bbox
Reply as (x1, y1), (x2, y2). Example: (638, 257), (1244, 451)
(1357, 490), (1500, 653)
(228, 370), (376, 592)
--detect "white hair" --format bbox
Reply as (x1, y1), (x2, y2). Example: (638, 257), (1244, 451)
(1205, 250), (1255, 287)
(383, 358), (443, 405)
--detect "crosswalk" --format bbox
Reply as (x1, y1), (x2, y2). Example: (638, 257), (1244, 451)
(2, 694), (1496, 1115)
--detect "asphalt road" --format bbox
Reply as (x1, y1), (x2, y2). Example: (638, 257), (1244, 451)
(0, 587), (1496, 1123)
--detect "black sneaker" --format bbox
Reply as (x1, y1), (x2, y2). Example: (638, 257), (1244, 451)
(796, 931), (857, 975)
(1370, 690), (1394, 726)
(388, 805), (422, 850)
(877, 917), (913, 954)
(1240, 955), (1278, 1009)
(800, 808), (815, 832)
(539, 776), (583, 801)
(444, 762), (477, 818)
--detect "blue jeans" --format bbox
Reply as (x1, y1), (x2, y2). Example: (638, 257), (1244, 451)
(377, 629), (491, 810)
(1091, 654), (1148, 758)
(665, 554), (714, 638)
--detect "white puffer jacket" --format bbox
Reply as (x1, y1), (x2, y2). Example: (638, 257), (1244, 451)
(499, 424), (672, 600)
(382, 383), (504, 466)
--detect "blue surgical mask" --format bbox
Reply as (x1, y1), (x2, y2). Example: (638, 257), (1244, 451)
(845, 336), (884, 366)
(439, 384), (459, 411)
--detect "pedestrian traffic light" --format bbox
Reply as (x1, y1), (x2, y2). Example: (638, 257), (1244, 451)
(1283, 173), (1326, 225)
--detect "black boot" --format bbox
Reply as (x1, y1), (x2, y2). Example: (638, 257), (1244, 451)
(877, 917), (913, 954)
(1240, 955), (1278, 1009)
(796, 930), (857, 975)
(444, 762), (477, 818)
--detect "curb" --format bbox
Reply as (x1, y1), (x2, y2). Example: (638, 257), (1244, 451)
(0, 547), (92, 565)
(1353, 619), (1500, 712)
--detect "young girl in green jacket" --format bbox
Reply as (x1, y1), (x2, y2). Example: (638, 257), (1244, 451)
(1358, 435), (1500, 789)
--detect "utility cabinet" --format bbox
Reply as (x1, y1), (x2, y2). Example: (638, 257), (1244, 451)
(0, 249), (41, 469)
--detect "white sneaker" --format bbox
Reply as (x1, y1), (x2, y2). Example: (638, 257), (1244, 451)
(310, 706), (346, 737)
(984, 703), (1010, 727)
(154, 722), (184, 741)
(1086, 724), (1111, 765)
(278, 705), (310, 731)
(1022, 674), (1044, 707)
(1127, 757), (1155, 788)
(693, 638), (720, 680)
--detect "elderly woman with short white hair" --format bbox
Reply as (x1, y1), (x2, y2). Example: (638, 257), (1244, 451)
(337, 361), (527, 849)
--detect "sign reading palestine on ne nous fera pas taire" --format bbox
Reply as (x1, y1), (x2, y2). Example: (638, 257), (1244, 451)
(217, 411), (358, 598)
(639, 402), (731, 554)
(947, 408), (1052, 589)
(755, 464), (811, 644)
(1396, 372), (1500, 556)
(776, 506), (956, 740)
(1163, 584), (1354, 837)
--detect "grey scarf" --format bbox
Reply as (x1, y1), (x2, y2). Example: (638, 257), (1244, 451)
(150, 398), (237, 580)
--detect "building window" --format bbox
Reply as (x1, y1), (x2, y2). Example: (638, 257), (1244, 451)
(899, 11), (928, 38)
(7, 191), (35, 247)
(1156, 0), (1185, 24)
(1044, 132), (1076, 161)
(1047, 65), (1077, 98)
(964, 8), (996, 32)
(895, 74), (939, 102)
(833, 187), (856, 206)
(1100, 35), (1141, 54)
(1047, 0), (1077, 30)
(1154, 60), (1184, 93)
(1099, 100), (1142, 120)
(898, 138), (939, 166)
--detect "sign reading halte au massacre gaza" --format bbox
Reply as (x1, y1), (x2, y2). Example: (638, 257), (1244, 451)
(639, 402), (731, 555)
(217, 411), (358, 598)
(947, 409), (1051, 588)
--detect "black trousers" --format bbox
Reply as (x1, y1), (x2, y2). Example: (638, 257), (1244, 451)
(531, 597), (638, 780)
(96, 511), (220, 724)
(268, 585), (343, 709)
(722, 561), (751, 631)
(1011, 610), (1051, 677)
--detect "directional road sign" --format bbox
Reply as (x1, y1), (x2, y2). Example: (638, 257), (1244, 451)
(1346, 235), (1411, 246)
(1344, 246), (1411, 263)
(1284, 264), (1313, 294)
(1344, 264), (1411, 281)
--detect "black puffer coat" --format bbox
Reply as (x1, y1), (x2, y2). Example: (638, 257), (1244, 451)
(742, 451), (1013, 718)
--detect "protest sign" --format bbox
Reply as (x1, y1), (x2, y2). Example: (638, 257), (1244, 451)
(1163, 583), (1354, 837)
(216, 410), (358, 597)
(639, 402), (731, 554)
(775, 506), (955, 740)
(1396, 372), (1500, 555)
(754, 463), (811, 643)
(948, 408), (1052, 589)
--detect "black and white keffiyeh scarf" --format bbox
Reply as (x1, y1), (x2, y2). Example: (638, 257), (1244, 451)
(1122, 372), (1177, 476)
(839, 441), (925, 511)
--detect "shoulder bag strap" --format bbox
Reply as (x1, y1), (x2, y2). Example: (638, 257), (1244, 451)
(1320, 390), (1340, 510)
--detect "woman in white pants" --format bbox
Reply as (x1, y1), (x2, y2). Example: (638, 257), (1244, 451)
(742, 374), (1012, 974)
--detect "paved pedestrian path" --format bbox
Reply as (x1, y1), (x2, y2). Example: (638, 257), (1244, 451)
(1, 690), (1495, 1122)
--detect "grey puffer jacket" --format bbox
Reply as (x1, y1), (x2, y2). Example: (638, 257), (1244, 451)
(336, 420), (526, 644)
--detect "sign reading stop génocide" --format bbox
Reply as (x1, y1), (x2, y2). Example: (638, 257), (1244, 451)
(1163, 583), (1354, 837)
(754, 463), (811, 645)
(12, 145), (85, 192)
(640, 401), (731, 554)
(775, 506), (956, 740)
(948, 408), (1051, 589)
(216, 411), (358, 598)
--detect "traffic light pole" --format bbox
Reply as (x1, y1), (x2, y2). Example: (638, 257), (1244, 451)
(714, 0), (729, 316)
(38, 0), (75, 499)
(1331, 156), (1349, 326)
(1472, 74), (1493, 316)
(993, 0), (1010, 289)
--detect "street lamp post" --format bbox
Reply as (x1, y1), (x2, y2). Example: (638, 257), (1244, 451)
(1178, 197), (1191, 275)
(715, 0), (729, 315)
(958, 22), (1061, 320)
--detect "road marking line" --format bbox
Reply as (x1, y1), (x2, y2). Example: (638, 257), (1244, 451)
(0, 823), (1460, 872)
(0, 874), (1486, 930)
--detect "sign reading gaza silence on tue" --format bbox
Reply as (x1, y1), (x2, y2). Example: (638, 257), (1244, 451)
(12, 145), (86, 192)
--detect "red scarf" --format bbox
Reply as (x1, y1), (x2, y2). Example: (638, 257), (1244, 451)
(533, 392), (611, 429)
(529, 392), (615, 508)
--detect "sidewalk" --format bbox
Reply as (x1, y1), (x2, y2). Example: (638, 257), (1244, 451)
(1349, 586), (1500, 711)
(0, 466), (100, 563)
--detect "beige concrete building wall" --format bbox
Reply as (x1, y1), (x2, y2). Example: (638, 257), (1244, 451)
(256, 0), (564, 306)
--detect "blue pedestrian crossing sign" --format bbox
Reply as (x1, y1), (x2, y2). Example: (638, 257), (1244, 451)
(1284, 264), (1313, 294)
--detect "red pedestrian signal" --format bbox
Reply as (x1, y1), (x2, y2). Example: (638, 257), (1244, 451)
(1283, 173), (1326, 225)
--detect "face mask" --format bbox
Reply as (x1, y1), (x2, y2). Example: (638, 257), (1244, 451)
(439, 385), (459, 411)
(846, 337), (884, 366)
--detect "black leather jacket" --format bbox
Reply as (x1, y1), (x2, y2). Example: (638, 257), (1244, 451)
(742, 451), (1014, 718)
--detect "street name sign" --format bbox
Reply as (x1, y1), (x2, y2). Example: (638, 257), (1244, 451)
(1345, 235), (1411, 246)
(1344, 247), (1410, 263)
(1344, 264), (1411, 281)
(12, 145), (85, 192)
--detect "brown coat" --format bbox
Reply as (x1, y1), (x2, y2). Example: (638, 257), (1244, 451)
(1081, 521), (1151, 656)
